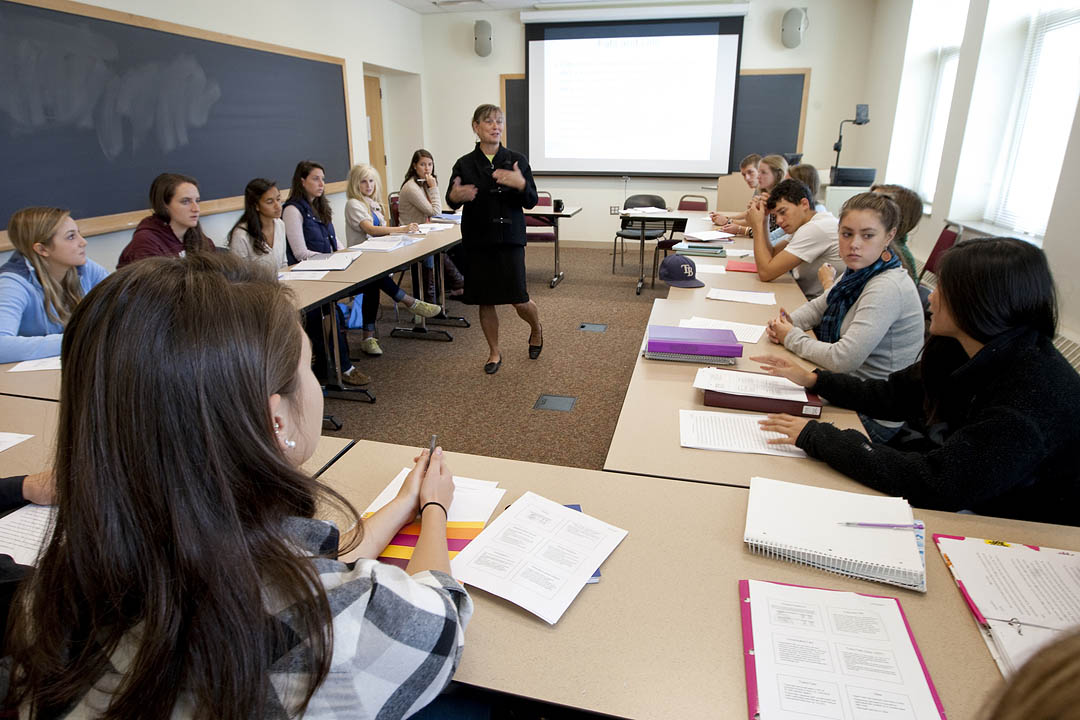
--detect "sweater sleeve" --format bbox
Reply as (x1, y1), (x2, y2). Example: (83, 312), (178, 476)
(282, 206), (315, 262)
(787, 293), (827, 331)
(0, 276), (62, 364)
(0, 477), (27, 512)
(810, 366), (926, 423)
(344, 198), (372, 237)
(783, 279), (902, 373)
(399, 181), (441, 223)
(796, 404), (1051, 511)
(445, 159), (466, 211)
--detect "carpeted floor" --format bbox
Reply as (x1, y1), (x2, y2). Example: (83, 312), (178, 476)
(326, 242), (667, 470)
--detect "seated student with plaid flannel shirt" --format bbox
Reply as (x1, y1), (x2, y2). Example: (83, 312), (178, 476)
(2, 253), (471, 719)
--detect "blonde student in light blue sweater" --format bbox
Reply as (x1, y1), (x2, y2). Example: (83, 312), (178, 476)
(0, 207), (108, 363)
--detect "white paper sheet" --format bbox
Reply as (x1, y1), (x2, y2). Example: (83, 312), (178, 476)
(683, 230), (734, 242)
(351, 236), (419, 252)
(291, 250), (363, 271)
(747, 580), (944, 720)
(451, 491), (627, 624)
(679, 316), (766, 343)
(279, 270), (329, 281)
(0, 432), (33, 453)
(725, 248), (753, 257)
(363, 468), (505, 524)
(706, 288), (776, 306)
(9, 356), (61, 372)
(679, 409), (806, 458)
(693, 264), (727, 275)
(624, 206), (666, 214)
(693, 367), (809, 402)
(0, 504), (55, 566)
(417, 223), (453, 233)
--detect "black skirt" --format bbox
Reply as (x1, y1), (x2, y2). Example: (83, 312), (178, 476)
(460, 243), (529, 305)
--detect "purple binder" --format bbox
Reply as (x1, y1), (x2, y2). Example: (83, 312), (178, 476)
(646, 325), (742, 357)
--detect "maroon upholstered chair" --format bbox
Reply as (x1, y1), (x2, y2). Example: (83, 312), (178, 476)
(525, 191), (556, 243)
(388, 192), (401, 226)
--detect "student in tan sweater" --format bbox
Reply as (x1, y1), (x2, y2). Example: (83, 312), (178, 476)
(398, 150), (465, 298)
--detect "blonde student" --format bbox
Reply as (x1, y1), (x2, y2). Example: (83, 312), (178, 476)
(0, 207), (108, 363)
(711, 154), (788, 242)
(343, 163), (441, 356)
(763, 193), (923, 442)
(4, 253), (471, 718)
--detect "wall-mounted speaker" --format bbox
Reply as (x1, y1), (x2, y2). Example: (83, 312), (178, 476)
(781, 8), (808, 49)
(474, 20), (492, 57)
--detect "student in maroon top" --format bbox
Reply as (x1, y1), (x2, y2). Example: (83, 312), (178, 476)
(117, 173), (215, 268)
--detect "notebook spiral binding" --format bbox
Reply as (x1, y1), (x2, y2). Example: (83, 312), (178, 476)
(746, 539), (923, 590)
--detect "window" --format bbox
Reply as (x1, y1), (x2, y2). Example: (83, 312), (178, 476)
(985, 8), (1080, 237)
(916, 47), (960, 203)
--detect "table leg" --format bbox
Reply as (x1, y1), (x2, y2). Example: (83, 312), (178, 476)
(427, 253), (469, 328)
(323, 300), (375, 404)
(391, 261), (457, 341)
(637, 221), (646, 295)
(550, 216), (565, 288)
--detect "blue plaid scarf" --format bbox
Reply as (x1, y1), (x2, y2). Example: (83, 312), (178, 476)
(817, 253), (902, 343)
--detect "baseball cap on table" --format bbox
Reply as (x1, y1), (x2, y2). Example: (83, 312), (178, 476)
(659, 255), (705, 288)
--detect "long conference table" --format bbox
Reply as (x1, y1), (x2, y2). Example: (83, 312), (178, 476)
(2, 210), (1079, 719)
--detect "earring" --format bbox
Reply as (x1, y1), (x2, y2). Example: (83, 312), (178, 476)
(273, 422), (296, 449)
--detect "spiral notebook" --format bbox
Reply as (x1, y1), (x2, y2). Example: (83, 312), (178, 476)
(744, 477), (926, 592)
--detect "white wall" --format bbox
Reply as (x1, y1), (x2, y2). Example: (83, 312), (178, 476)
(19, 0), (424, 269)
(1042, 80), (1080, 340)
(420, 0), (900, 245)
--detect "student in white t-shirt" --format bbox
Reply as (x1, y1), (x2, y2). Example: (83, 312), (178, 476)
(746, 179), (842, 299)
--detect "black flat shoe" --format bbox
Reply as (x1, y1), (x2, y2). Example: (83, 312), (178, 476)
(528, 325), (543, 360)
(484, 355), (502, 374)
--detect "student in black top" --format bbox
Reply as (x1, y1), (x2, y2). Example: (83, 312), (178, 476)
(446, 104), (543, 374)
(0, 471), (54, 649)
(755, 237), (1080, 526)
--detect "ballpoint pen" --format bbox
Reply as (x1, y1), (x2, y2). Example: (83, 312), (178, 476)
(839, 521), (926, 530)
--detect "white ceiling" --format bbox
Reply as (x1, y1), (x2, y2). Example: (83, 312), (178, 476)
(391, 0), (692, 14)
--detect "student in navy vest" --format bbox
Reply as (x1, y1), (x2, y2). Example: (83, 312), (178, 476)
(117, 173), (215, 268)
(282, 160), (370, 387)
(447, 104), (544, 375)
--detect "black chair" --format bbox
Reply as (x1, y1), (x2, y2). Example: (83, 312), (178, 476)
(613, 194), (667, 273)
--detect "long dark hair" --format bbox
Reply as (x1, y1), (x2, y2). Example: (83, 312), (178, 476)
(149, 172), (210, 254)
(5, 253), (361, 719)
(288, 160), (332, 224)
(936, 237), (1057, 342)
(228, 178), (277, 255)
(402, 149), (436, 187)
(921, 237), (1057, 420)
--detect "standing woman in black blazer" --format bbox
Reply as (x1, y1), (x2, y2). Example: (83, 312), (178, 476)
(447, 104), (543, 374)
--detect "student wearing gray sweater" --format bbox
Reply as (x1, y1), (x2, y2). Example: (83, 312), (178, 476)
(764, 192), (923, 442)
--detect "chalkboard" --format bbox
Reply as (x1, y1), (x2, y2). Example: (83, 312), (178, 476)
(0, 0), (352, 240)
(730, 69), (809, 167)
(501, 68), (808, 173)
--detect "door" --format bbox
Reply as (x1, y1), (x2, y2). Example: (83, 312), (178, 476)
(363, 75), (387, 190)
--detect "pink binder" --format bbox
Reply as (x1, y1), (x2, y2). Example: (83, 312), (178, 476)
(738, 579), (947, 720)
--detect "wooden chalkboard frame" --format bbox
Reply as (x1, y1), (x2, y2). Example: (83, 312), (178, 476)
(500, 67), (809, 176)
(0, 0), (353, 251)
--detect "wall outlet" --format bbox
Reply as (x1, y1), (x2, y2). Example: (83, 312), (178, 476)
(609, 205), (620, 215)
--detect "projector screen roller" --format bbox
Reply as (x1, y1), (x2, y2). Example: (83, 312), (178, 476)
(526, 18), (742, 176)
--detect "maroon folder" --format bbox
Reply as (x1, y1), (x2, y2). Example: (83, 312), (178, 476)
(703, 388), (823, 417)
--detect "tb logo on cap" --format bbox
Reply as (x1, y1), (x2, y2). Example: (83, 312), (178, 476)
(682, 263), (694, 277)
